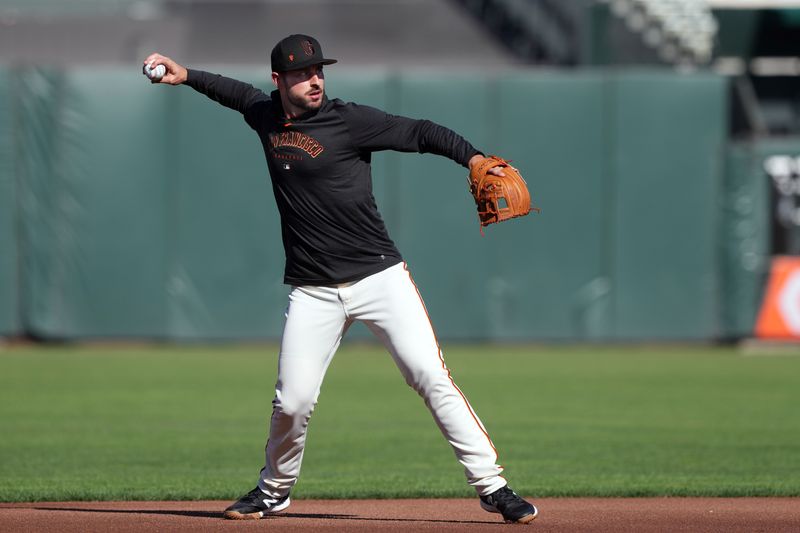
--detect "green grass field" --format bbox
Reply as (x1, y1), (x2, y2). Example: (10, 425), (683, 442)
(0, 342), (798, 502)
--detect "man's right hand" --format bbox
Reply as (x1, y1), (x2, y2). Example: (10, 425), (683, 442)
(142, 53), (188, 85)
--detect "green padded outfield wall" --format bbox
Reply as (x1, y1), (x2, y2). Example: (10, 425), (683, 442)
(1, 67), (734, 341)
(610, 73), (727, 339)
(492, 73), (610, 340)
(722, 142), (773, 339)
(168, 71), (279, 339)
(0, 68), (19, 336)
(14, 69), (173, 338)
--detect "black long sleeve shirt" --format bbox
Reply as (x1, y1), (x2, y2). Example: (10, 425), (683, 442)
(184, 69), (480, 286)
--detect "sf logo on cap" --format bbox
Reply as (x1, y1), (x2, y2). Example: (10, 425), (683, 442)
(301, 40), (315, 56)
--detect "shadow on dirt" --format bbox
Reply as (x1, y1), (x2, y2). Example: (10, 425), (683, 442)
(34, 507), (502, 525)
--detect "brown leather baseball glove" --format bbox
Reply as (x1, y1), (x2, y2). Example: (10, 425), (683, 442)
(468, 155), (539, 229)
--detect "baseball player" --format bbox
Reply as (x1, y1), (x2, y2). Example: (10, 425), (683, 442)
(143, 34), (537, 524)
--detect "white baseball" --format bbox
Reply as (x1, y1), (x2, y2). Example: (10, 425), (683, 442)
(143, 63), (166, 81)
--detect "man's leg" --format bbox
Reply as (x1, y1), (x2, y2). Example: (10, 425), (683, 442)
(259, 285), (350, 498)
(349, 263), (506, 496)
(350, 264), (537, 523)
(225, 284), (350, 519)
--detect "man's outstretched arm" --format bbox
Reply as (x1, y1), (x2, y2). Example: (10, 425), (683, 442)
(142, 52), (269, 120)
(339, 102), (505, 176)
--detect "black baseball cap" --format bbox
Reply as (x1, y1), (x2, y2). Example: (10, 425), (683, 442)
(270, 34), (337, 73)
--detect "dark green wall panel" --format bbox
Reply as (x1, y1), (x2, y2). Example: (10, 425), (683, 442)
(16, 69), (171, 337)
(721, 142), (772, 338)
(0, 68), (18, 336)
(170, 72), (282, 339)
(610, 73), (726, 339)
(493, 73), (610, 340)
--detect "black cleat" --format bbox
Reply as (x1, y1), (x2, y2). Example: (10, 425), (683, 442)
(479, 486), (538, 524)
(223, 486), (291, 520)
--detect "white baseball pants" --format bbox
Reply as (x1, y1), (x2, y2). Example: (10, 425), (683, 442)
(257, 262), (506, 497)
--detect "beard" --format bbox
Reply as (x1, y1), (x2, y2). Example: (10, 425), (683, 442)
(287, 87), (324, 113)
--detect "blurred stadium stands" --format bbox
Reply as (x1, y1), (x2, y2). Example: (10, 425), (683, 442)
(454, 0), (715, 67)
(0, 0), (516, 67)
(596, 0), (717, 65)
(0, 1), (794, 70)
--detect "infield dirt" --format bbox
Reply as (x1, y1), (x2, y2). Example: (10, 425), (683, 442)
(1, 497), (799, 532)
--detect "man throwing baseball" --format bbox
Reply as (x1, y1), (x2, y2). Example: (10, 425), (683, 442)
(143, 34), (537, 524)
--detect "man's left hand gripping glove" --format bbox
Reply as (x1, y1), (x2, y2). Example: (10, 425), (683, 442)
(468, 155), (539, 229)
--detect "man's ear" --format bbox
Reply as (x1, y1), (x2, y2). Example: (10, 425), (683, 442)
(271, 72), (280, 88)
